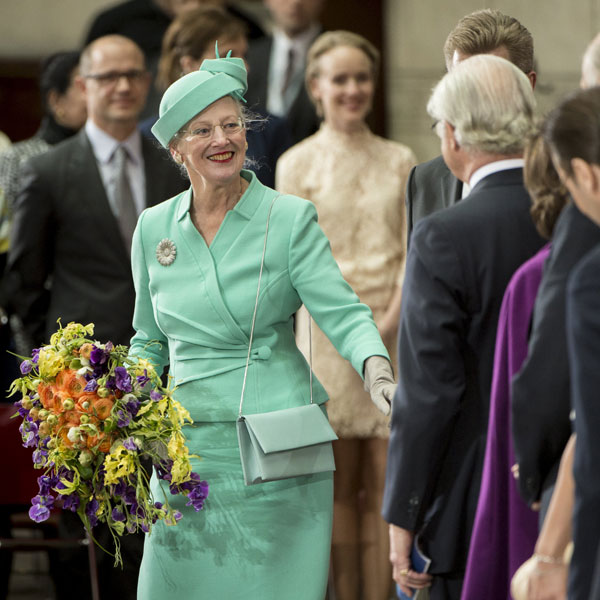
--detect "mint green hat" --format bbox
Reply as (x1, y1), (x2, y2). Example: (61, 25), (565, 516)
(151, 47), (247, 148)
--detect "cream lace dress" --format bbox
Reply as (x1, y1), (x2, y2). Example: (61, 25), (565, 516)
(276, 123), (416, 438)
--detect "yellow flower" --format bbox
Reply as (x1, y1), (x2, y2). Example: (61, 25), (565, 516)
(37, 347), (66, 378)
(103, 445), (136, 486)
(167, 432), (192, 485)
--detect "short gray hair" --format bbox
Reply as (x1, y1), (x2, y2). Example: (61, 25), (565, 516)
(427, 54), (536, 155)
(581, 33), (600, 89)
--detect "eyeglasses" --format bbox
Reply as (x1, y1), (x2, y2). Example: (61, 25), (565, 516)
(179, 118), (245, 141)
(84, 69), (148, 86)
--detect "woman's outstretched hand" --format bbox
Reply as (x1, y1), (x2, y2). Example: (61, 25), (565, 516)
(364, 355), (395, 415)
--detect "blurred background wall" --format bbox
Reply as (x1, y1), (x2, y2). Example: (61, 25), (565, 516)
(0, 0), (594, 163)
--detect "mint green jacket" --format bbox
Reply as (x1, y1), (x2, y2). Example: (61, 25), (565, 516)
(130, 170), (388, 422)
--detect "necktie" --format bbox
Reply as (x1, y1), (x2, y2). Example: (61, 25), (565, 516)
(113, 145), (138, 252)
(281, 47), (295, 99)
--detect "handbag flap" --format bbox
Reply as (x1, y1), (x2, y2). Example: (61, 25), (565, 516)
(242, 404), (338, 454)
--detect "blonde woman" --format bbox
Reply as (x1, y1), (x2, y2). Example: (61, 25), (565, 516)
(276, 30), (416, 600)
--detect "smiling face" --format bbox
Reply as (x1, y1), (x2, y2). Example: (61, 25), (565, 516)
(79, 37), (150, 134)
(172, 95), (246, 187)
(309, 45), (374, 132)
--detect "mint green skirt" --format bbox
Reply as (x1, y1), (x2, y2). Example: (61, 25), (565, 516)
(137, 421), (333, 599)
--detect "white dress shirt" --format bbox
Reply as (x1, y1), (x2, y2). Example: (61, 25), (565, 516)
(468, 158), (525, 193)
(85, 119), (146, 216)
(266, 24), (320, 117)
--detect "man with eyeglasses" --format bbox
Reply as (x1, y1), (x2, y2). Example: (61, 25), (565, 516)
(6, 34), (186, 600)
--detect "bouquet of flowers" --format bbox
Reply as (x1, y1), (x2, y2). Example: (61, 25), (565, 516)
(10, 321), (208, 565)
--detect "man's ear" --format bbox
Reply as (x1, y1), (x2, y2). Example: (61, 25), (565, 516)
(444, 121), (459, 150)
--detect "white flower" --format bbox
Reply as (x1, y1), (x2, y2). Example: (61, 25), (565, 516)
(156, 238), (177, 266)
(67, 426), (81, 443)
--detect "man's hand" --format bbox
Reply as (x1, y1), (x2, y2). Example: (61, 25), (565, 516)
(389, 524), (433, 597)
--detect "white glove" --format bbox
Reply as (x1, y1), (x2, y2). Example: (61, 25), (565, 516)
(363, 355), (395, 416)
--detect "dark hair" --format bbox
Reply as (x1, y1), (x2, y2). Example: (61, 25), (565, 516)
(39, 51), (80, 111)
(524, 131), (569, 239)
(543, 87), (600, 177)
(443, 9), (534, 74)
(157, 6), (248, 91)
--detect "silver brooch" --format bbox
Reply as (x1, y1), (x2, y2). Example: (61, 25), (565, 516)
(156, 238), (177, 266)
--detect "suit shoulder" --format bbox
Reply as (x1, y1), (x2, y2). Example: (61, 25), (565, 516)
(411, 154), (448, 180)
(247, 36), (272, 57)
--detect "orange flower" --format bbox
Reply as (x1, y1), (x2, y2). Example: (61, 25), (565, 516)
(52, 390), (71, 414)
(79, 343), (94, 360)
(76, 393), (97, 413)
(60, 370), (88, 400)
(38, 382), (56, 411)
(54, 369), (69, 389)
(87, 432), (113, 453)
(58, 427), (74, 449)
(92, 396), (114, 421)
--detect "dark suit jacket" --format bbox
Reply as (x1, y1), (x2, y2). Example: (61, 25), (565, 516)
(511, 203), (600, 506)
(6, 128), (186, 348)
(406, 154), (462, 240)
(566, 243), (600, 600)
(246, 36), (321, 146)
(382, 169), (544, 574)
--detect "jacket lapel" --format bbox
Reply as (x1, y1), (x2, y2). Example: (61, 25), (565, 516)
(74, 131), (130, 262)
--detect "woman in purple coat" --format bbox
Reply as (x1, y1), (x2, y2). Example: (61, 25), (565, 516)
(461, 133), (569, 600)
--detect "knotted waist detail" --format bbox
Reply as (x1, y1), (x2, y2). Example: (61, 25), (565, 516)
(170, 343), (272, 385)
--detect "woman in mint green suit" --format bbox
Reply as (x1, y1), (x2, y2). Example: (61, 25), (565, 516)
(130, 52), (396, 599)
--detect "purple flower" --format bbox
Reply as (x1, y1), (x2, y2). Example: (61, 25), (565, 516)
(123, 437), (138, 451)
(111, 507), (126, 522)
(20, 420), (39, 448)
(150, 390), (162, 402)
(85, 498), (99, 528)
(173, 511), (183, 522)
(126, 523), (137, 534)
(89, 346), (108, 367)
(31, 348), (40, 364)
(29, 494), (54, 523)
(84, 379), (98, 392)
(62, 493), (80, 512)
(105, 341), (114, 352)
(126, 398), (140, 418)
(185, 479), (209, 512)
(114, 367), (133, 393)
(136, 371), (150, 387)
(172, 471), (201, 494)
(123, 486), (137, 505)
(32, 448), (48, 465)
(37, 474), (58, 495)
(155, 460), (173, 482)
(116, 409), (131, 428)
(20, 360), (33, 375)
(112, 480), (127, 498)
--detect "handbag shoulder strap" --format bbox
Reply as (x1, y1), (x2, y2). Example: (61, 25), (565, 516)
(238, 194), (313, 417)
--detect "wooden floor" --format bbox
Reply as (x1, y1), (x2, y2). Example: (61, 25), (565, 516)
(6, 551), (55, 600)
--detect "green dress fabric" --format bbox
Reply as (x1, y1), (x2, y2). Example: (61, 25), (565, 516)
(130, 170), (388, 599)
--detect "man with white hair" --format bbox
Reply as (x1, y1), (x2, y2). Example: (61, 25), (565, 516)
(581, 33), (600, 88)
(382, 55), (545, 600)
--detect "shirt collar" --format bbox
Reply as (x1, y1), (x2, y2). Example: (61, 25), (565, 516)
(176, 169), (264, 222)
(469, 158), (525, 191)
(272, 23), (320, 59)
(85, 119), (143, 165)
